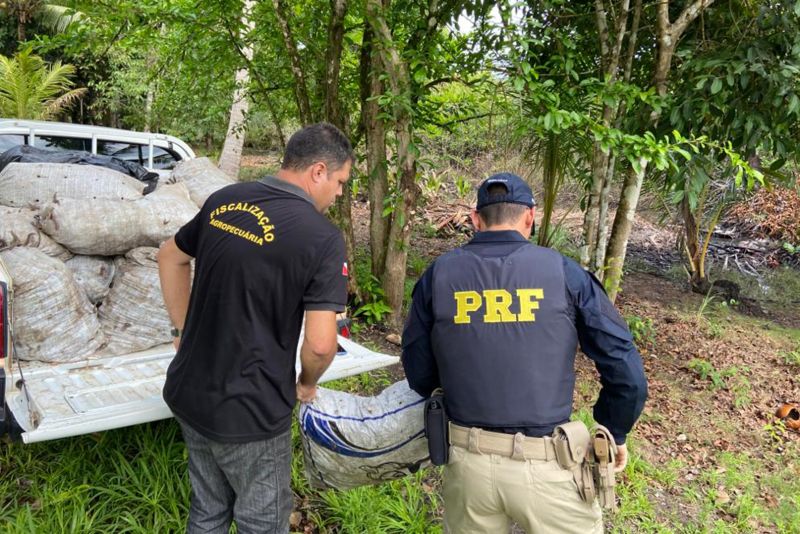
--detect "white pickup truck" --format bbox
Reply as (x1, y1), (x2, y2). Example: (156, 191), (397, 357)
(0, 122), (398, 443)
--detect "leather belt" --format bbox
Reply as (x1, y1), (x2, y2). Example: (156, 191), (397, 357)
(449, 423), (556, 461)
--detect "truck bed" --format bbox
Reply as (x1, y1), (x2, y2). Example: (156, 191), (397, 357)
(6, 336), (398, 443)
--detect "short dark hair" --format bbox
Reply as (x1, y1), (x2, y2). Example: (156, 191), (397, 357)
(478, 183), (529, 226)
(281, 122), (354, 171)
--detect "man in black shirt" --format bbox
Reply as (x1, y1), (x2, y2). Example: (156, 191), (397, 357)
(402, 173), (647, 533)
(158, 123), (352, 533)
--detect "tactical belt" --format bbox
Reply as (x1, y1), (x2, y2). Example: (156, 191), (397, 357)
(449, 423), (556, 461)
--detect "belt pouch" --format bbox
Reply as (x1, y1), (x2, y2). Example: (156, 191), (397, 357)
(553, 421), (595, 503)
(424, 391), (449, 466)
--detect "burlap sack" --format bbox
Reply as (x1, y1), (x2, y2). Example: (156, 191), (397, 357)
(0, 247), (105, 362)
(37, 183), (198, 255)
(99, 247), (172, 355)
(65, 255), (116, 304)
(0, 206), (72, 260)
(0, 162), (145, 208)
(170, 157), (234, 207)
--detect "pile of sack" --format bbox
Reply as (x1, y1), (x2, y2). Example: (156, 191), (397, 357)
(0, 158), (233, 363)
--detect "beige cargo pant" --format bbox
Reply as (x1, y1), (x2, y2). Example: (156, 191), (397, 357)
(443, 445), (603, 533)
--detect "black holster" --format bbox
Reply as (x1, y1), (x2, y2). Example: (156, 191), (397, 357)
(424, 390), (449, 466)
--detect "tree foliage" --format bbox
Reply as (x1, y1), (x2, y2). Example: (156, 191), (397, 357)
(8, 0), (800, 313)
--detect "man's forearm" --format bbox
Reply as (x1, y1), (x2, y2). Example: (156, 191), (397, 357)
(298, 341), (335, 387)
(161, 263), (191, 329)
(158, 239), (192, 330)
(298, 310), (338, 388)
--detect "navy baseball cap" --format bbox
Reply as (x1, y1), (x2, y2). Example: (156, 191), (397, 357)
(476, 172), (536, 210)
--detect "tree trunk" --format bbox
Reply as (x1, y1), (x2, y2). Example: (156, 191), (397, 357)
(680, 196), (704, 287)
(262, 93), (286, 149)
(582, 0), (629, 269)
(582, 145), (610, 267)
(219, 0), (256, 179)
(366, 0), (418, 330)
(593, 152), (616, 275)
(593, 0), (640, 277)
(272, 0), (313, 124)
(218, 68), (251, 178)
(359, 26), (390, 279)
(537, 132), (560, 247)
(322, 0), (358, 298)
(144, 89), (154, 132)
(323, 0), (347, 128)
(602, 0), (714, 301)
(603, 159), (646, 300)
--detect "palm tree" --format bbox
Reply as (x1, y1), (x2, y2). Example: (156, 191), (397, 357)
(0, 48), (86, 119)
(0, 1), (81, 41)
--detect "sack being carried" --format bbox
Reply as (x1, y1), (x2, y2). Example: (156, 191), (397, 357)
(298, 380), (429, 490)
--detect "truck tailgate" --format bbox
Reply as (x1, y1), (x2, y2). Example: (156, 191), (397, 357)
(8, 335), (398, 443)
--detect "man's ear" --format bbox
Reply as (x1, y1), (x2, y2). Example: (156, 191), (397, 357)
(470, 209), (483, 231)
(525, 207), (536, 228)
(310, 162), (327, 183)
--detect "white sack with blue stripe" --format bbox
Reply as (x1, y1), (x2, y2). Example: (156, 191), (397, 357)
(298, 380), (429, 490)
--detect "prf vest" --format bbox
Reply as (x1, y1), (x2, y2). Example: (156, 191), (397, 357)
(430, 243), (578, 431)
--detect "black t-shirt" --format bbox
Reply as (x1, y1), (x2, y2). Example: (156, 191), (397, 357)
(163, 176), (347, 442)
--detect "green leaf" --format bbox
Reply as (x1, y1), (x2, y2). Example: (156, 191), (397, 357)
(710, 79), (723, 95)
(769, 157), (787, 171)
(675, 147), (692, 161)
(788, 94), (800, 115)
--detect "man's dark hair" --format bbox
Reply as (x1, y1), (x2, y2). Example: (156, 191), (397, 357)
(478, 183), (529, 226)
(281, 122), (354, 171)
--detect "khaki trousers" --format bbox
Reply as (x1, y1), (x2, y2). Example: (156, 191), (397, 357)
(443, 445), (603, 534)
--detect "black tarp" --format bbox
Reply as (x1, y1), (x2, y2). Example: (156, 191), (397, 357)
(0, 145), (159, 194)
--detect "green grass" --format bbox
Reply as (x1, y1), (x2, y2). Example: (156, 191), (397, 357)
(0, 420), (189, 533)
(316, 472), (441, 534)
(3, 363), (800, 532)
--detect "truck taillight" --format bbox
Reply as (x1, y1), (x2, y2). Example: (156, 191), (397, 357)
(337, 317), (351, 339)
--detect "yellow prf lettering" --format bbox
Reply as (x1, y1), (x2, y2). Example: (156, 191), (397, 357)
(517, 289), (544, 322)
(482, 290), (516, 323)
(454, 291), (481, 324)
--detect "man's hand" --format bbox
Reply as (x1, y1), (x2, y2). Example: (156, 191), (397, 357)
(172, 335), (181, 352)
(296, 382), (317, 403)
(297, 310), (337, 402)
(613, 443), (628, 473)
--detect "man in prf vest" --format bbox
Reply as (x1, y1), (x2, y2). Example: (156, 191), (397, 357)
(402, 173), (648, 533)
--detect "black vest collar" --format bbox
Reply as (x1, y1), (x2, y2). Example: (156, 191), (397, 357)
(469, 230), (529, 244)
